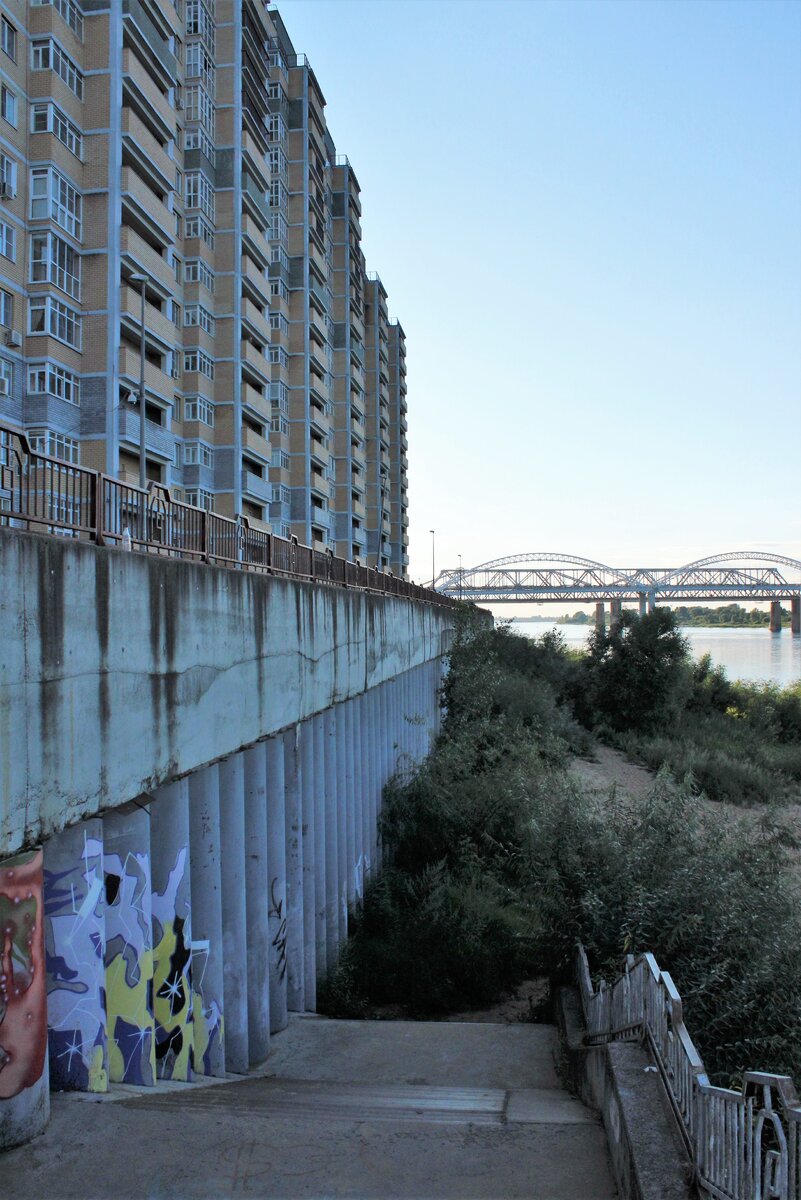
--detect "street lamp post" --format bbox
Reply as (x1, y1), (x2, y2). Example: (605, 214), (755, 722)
(430, 529), (435, 590)
(129, 273), (148, 490)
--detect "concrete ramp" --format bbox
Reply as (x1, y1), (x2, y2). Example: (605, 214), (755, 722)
(2, 1016), (616, 1198)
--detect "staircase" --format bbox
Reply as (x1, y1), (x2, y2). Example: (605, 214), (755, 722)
(4, 1016), (616, 1198)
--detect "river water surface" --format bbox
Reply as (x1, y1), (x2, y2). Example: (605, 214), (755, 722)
(512, 621), (801, 687)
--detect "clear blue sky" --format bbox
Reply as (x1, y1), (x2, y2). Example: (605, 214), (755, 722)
(281, 0), (801, 587)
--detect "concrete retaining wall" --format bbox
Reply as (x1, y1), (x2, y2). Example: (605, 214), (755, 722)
(0, 529), (454, 854)
(0, 528), (457, 1150)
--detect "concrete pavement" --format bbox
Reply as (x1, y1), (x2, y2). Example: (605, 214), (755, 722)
(2, 1017), (616, 1199)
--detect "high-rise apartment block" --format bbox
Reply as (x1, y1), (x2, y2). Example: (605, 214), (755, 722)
(0, 0), (409, 572)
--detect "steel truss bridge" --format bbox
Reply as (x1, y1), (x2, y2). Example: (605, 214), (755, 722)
(434, 551), (801, 608)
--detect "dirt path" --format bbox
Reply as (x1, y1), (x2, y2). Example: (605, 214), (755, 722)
(571, 744), (655, 802)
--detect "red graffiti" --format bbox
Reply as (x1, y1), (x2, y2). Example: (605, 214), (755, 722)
(0, 849), (47, 1099)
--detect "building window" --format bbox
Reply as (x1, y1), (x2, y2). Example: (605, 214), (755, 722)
(185, 0), (214, 51)
(269, 345), (288, 367)
(271, 449), (289, 471)
(0, 154), (16, 197)
(184, 127), (215, 165)
(27, 428), (79, 463)
(31, 102), (83, 158)
(185, 215), (214, 249)
(184, 395), (214, 426)
(269, 312), (289, 337)
(185, 488), (214, 511)
(0, 357), (12, 394)
(184, 84), (214, 136)
(1, 18), (17, 61)
(268, 213), (288, 246)
(30, 232), (81, 299)
(184, 258), (214, 292)
(267, 114), (287, 147)
(31, 39), (83, 100)
(0, 288), (13, 326)
(183, 349), (214, 379)
(0, 221), (14, 262)
(270, 279), (289, 303)
(30, 0), (84, 41)
(270, 415), (289, 436)
(269, 381), (289, 411)
(184, 304), (215, 336)
(1, 86), (17, 128)
(30, 167), (82, 241)
(185, 171), (215, 221)
(183, 441), (213, 468)
(28, 296), (81, 349)
(27, 362), (80, 406)
(268, 181), (288, 212)
(186, 42), (214, 86)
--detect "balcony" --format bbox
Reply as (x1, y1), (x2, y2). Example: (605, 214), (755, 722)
(242, 469), (272, 504)
(241, 381), (269, 420)
(120, 286), (176, 351)
(121, 108), (173, 189)
(120, 227), (174, 293)
(241, 296), (272, 344)
(121, 167), (173, 246)
(242, 172), (271, 229)
(242, 213), (270, 260)
(122, 0), (176, 88)
(242, 424), (271, 462)
(241, 255), (271, 303)
(118, 406), (175, 460)
(122, 49), (174, 140)
(119, 347), (174, 399)
(241, 339), (271, 385)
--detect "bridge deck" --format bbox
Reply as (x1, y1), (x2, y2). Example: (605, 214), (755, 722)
(3, 1016), (616, 1198)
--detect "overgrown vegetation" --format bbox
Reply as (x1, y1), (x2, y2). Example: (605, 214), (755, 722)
(586, 613), (801, 805)
(320, 608), (801, 1086)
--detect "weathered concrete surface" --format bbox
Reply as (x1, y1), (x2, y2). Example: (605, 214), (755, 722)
(2, 1016), (616, 1199)
(557, 986), (691, 1199)
(0, 529), (455, 855)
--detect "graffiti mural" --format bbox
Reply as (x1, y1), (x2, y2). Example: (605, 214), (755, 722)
(104, 847), (156, 1086)
(190, 939), (224, 1077)
(152, 846), (192, 1081)
(0, 850), (47, 1099)
(43, 824), (108, 1092)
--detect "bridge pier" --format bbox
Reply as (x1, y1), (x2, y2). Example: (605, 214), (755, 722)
(594, 602), (605, 632)
(770, 601), (783, 633)
(638, 594), (647, 618)
(609, 599), (622, 630)
(792, 596), (800, 635)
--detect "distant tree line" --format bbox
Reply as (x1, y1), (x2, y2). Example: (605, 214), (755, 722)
(556, 603), (790, 627)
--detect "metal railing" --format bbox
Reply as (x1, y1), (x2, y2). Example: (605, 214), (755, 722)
(577, 944), (801, 1199)
(0, 424), (454, 607)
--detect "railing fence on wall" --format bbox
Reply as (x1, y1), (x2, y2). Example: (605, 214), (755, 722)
(0, 424), (453, 606)
(577, 944), (801, 1200)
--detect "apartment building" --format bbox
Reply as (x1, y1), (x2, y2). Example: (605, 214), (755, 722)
(0, 0), (409, 572)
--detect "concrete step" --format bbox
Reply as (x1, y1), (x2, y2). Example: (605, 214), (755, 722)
(124, 1075), (598, 1128)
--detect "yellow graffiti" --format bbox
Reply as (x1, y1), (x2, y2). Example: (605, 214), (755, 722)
(88, 1043), (108, 1093)
(106, 947), (155, 1085)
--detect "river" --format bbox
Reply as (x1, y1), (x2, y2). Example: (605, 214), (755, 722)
(511, 620), (801, 687)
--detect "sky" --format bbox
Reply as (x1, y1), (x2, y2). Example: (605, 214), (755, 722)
(280, 0), (801, 593)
